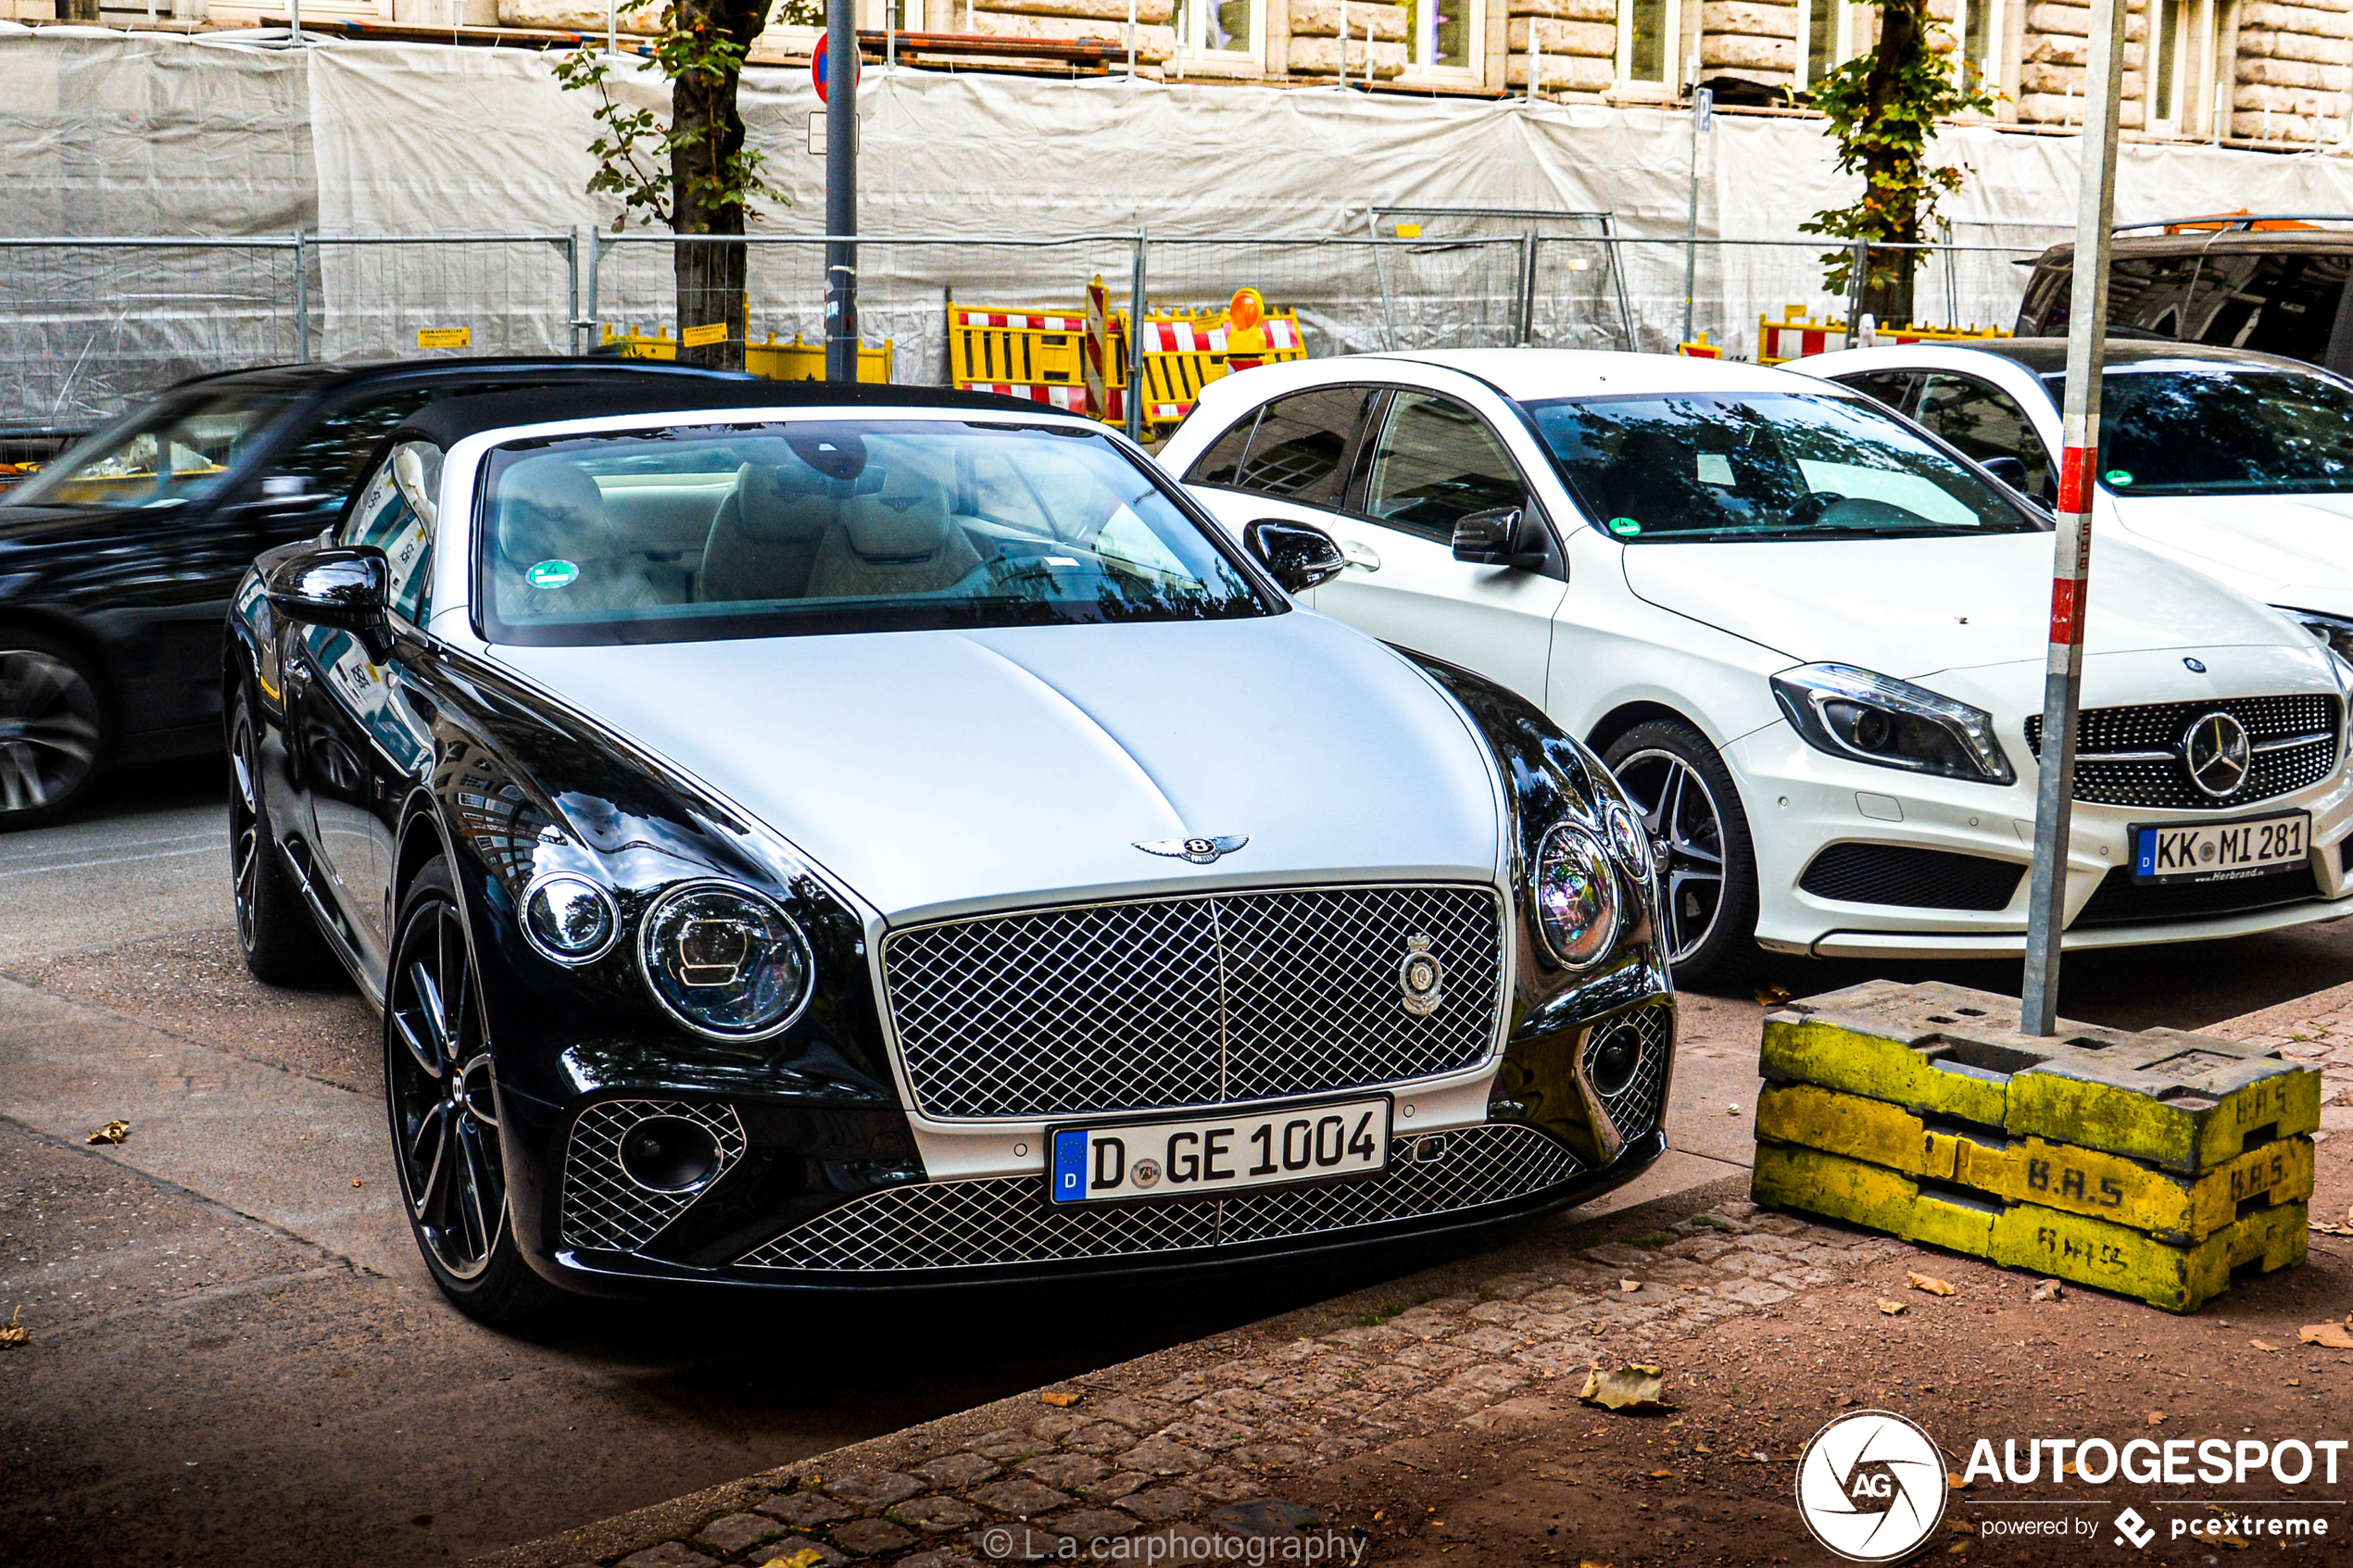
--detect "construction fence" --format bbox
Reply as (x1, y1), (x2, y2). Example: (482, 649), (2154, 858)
(0, 220), (2062, 433)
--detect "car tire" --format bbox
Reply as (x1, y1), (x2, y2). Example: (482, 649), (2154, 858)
(228, 689), (342, 987)
(0, 630), (105, 830)
(385, 857), (562, 1330)
(1603, 718), (1762, 989)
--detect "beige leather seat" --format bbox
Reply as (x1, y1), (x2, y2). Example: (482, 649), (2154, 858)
(491, 459), (660, 620)
(698, 462), (837, 604)
(804, 467), (982, 599)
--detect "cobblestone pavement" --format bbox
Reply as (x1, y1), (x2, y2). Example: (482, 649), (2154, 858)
(2209, 979), (2353, 1145)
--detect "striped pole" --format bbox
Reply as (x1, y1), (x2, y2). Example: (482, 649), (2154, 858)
(1083, 274), (1110, 422)
(2020, 0), (2129, 1035)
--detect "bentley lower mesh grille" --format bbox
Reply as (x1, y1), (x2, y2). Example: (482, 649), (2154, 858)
(2025, 695), (2340, 809)
(883, 884), (1504, 1120)
(560, 1100), (745, 1254)
(735, 1123), (1582, 1273)
(1586, 1006), (1672, 1144)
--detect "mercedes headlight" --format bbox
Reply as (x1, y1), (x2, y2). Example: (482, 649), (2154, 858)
(1531, 822), (1621, 970)
(638, 881), (812, 1041)
(1772, 663), (2014, 784)
(2274, 606), (2353, 689)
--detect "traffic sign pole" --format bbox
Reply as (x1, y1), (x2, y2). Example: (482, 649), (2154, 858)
(2020, 0), (2128, 1035)
(823, 0), (859, 383)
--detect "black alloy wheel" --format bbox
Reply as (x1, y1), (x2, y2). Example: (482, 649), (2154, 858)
(385, 858), (559, 1326)
(228, 690), (339, 985)
(0, 634), (103, 828)
(1603, 718), (1761, 987)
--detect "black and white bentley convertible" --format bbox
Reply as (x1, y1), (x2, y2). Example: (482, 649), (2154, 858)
(223, 382), (1676, 1324)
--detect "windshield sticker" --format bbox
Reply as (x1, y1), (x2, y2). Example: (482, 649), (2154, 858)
(2105, 470), (2134, 486)
(1608, 517), (1643, 536)
(526, 559), (581, 590)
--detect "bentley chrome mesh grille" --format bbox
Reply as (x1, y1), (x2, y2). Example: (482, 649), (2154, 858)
(2025, 695), (2341, 809)
(883, 884), (1505, 1120)
(1585, 1006), (1672, 1144)
(735, 1123), (1581, 1273)
(560, 1099), (746, 1254)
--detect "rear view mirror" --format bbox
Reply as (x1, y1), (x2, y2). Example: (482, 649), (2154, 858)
(1452, 506), (1547, 571)
(1243, 519), (1346, 594)
(1979, 455), (2031, 493)
(266, 545), (394, 661)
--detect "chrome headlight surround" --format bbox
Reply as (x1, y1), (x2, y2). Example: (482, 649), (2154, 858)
(1771, 662), (2014, 784)
(522, 872), (621, 965)
(636, 879), (814, 1043)
(1530, 822), (1622, 971)
(1600, 797), (1651, 879)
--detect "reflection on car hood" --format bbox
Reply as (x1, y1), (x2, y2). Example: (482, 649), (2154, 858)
(1617, 530), (2305, 680)
(488, 612), (1503, 925)
(2108, 493), (2353, 616)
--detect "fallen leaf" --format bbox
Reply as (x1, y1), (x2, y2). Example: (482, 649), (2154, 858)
(1039, 1389), (1082, 1408)
(2251, 1339), (2278, 1351)
(85, 1121), (129, 1146)
(2146, 1411), (2167, 1425)
(1648, 1468), (1673, 1477)
(2220, 1536), (2250, 1550)
(351, 1178), (363, 1188)
(1578, 1363), (1670, 1411)
(1946, 1519), (1977, 1535)
(2030, 1279), (2063, 1303)
(1749, 1450), (1769, 1463)
(1755, 985), (1793, 1007)
(0, 1307), (24, 1348)
(760, 1553), (829, 1568)
(1877, 1298), (1908, 1315)
(2288, 1379), (2302, 1386)
(1946, 1472), (1970, 1490)
(1693, 1445), (1713, 1454)
(1907, 1273), (1957, 1298)
(1726, 1103), (1742, 1115)
(1620, 1279), (1642, 1293)
(2298, 1323), (2353, 1348)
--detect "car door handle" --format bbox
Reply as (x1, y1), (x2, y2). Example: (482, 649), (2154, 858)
(1339, 539), (1382, 572)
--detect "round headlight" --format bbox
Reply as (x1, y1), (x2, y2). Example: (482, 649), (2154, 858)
(1602, 799), (1651, 877)
(523, 873), (618, 963)
(638, 882), (812, 1041)
(1531, 822), (1621, 970)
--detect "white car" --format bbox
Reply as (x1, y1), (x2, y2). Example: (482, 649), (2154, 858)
(1159, 350), (2353, 985)
(1797, 339), (2353, 658)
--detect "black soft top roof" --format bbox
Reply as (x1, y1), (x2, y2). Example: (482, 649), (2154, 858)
(1962, 337), (2318, 376)
(170, 356), (757, 403)
(393, 379), (1067, 448)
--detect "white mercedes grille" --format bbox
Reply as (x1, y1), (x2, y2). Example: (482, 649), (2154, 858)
(733, 1123), (1582, 1273)
(881, 884), (1506, 1120)
(560, 1099), (746, 1254)
(1585, 1006), (1671, 1143)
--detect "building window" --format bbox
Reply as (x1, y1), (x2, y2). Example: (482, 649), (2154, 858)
(1795, 0), (1842, 91)
(2148, 0), (2190, 128)
(1956, 0), (1995, 93)
(1617, 0), (1677, 87)
(1406, 0), (1475, 70)
(1176, 0), (1255, 55)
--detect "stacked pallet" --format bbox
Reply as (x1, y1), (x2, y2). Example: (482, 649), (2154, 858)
(1752, 980), (2319, 1312)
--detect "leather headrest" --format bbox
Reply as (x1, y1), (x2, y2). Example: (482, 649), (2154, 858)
(497, 458), (612, 562)
(731, 461), (837, 544)
(840, 468), (954, 561)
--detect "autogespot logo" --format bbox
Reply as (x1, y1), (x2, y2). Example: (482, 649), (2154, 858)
(1796, 1410), (1949, 1562)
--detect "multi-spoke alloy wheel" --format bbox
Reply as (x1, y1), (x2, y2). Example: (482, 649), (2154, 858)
(388, 882), (506, 1282)
(0, 641), (102, 825)
(1603, 718), (1760, 986)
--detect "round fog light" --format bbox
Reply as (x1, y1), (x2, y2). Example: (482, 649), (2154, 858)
(618, 1116), (722, 1192)
(524, 873), (618, 963)
(1589, 1028), (1642, 1098)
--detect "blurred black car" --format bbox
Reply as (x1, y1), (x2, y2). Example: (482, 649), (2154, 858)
(0, 358), (755, 827)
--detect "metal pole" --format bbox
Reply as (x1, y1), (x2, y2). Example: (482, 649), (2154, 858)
(2020, 0), (2128, 1035)
(293, 232), (310, 363)
(1516, 230), (1538, 345)
(1682, 84), (1711, 345)
(824, 0), (859, 382)
(1126, 229), (1147, 443)
(289, 0), (300, 45)
(1126, 0), (1137, 77)
(1604, 215), (1636, 348)
(1367, 207), (1400, 351)
(1845, 236), (1867, 339)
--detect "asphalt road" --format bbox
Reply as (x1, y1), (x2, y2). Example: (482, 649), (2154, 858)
(3, 767), (2350, 1567)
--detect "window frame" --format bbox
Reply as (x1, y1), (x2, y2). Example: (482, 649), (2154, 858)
(1613, 0), (1683, 94)
(1908, 370), (2057, 499)
(1173, 0), (1264, 69)
(1350, 386), (1541, 547)
(1398, 0), (1484, 80)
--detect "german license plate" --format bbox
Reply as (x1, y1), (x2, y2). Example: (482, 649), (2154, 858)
(1049, 1097), (1390, 1205)
(2133, 811), (2309, 884)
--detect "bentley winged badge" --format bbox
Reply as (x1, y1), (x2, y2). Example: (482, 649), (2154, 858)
(1135, 834), (1249, 865)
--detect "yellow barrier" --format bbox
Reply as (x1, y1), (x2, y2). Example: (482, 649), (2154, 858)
(599, 326), (894, 385)
(1755, 303), (2013, 365)
(948, 293), (1309, 432)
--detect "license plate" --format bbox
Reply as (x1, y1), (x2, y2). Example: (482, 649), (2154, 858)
(1049, 1097), (1390, 1205)
(2133, 811), (2310, 884)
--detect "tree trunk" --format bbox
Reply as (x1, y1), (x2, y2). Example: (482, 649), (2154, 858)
(671, 0), (770, 371)
(1855, 0), (1925, 326)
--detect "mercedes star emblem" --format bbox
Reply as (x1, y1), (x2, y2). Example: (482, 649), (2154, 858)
(2182, 710), (2252, 799)
(1400, 934), (1444, 1016)
(2183, 657), (2208, 673)
(1135, 834), (1249, 865)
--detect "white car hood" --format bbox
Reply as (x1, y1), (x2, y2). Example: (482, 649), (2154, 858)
(488, 612), (1503, 924)
(2108, 492), (2353, 616)
(1617, 531), (2303, 680)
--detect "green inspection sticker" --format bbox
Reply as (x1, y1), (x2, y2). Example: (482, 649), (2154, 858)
(2106, 470), (2134, 486)
(1608, 517), (1643, 536)
(526, 558), (580, 589)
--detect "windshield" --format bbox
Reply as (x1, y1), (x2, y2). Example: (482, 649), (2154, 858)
(9, 388), (293, 508)
(475, 419), (1275, 646)
(1525, 392), (2043, 543)
(2041, 366), (2353, 496)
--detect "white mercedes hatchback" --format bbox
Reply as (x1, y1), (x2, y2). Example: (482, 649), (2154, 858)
(1159, 350), (2353, 985)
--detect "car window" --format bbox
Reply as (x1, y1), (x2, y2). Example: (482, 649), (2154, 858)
(2047, 364), (2353, 495)
(1526, 392), (2043, 542)
(2194, 251), (2350, 362)
(476, 419), (1276, 646)
(7, 388), (292, 508)
(1911, 373), (2051, 496)
(1228, 387), (1372, 505)
(341, 441), (441, 626)
(1184, 410), (1258, 487)
(259, 388), (436, 517)
(1830, 370), (1920, 417)
(1361, 391), (1530, 544)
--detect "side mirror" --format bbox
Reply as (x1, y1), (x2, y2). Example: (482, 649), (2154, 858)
(1979, 455), (2032, 493)
(1452, 506), (1548, 571)
(266, 546), (394, 661)
(1243, 519), (1347, 594)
